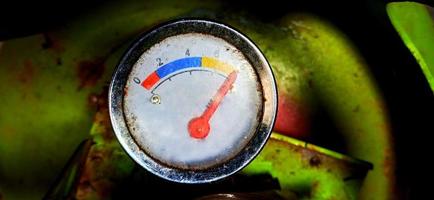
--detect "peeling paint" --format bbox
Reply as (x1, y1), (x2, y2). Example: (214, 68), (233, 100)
(77, 58), (105, 89)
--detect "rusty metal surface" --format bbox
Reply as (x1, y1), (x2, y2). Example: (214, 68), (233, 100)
(72, 95), (372, 199)
(0, 0), (397, 199)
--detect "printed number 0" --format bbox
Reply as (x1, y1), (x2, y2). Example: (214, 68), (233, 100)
(133, 77), (141, 84)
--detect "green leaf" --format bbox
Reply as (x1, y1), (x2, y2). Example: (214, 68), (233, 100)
(387, 2), (434, 93)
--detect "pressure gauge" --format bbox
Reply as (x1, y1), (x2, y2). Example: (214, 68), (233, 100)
(109, 19), (277, 183)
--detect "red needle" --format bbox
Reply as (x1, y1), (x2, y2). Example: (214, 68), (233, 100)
(188, 71), (238, 139)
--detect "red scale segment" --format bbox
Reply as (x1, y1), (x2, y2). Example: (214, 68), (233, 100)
(141, 71), (160, 90)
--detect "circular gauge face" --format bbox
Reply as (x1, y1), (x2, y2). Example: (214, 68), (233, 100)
(125, 33), (262, 169)
(109, 19), (277, 183)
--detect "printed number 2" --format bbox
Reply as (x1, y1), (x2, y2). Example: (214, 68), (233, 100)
(156, 58), (163, 66)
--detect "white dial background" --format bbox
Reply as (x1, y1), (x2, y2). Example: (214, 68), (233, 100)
(124, 33), (262, 169)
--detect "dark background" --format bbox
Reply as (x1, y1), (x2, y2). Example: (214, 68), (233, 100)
(1, 0), (433, 199)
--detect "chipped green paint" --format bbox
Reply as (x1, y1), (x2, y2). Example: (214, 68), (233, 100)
(387, 2), (434, 93)
(277, 14), (395, 199)
(74, 92), (135, 200)
(0, 1), (220, 199)
(226, 14), (395, 199)
(243, 133), (372, 199)
(0, 0), (394, 199)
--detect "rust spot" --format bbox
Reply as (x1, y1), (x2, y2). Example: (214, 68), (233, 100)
(311, 180), (320, 191)
(309, 155), (321, 167)
(123, 86), (129, 96)
(41, 33), (64, 53)
(89, 89), (114, 141)
(56, 85), (63, 93)
(89, 150), (104, 163)
(88, 89), (108, 111)
(383, 148), (397, 194)
(352, 105), (360, 113)
(17, 60), (35, 85)
(308, 79), (314, 88)
(91, 179), (114, 199)
(56, 57), (62, 66)
(88, 93), (100, 108)
(77, 58), (105, 89)
(76, 179), (96, 200)
(383, 148), (395, 182)
(75, 118), (117, 199)
(0, 125), (16, 140)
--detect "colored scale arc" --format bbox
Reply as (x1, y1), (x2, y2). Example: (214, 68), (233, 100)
(141, 57), (235, 90)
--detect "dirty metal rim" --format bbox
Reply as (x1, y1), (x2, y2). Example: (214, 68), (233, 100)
(109, 19), (278, 183)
